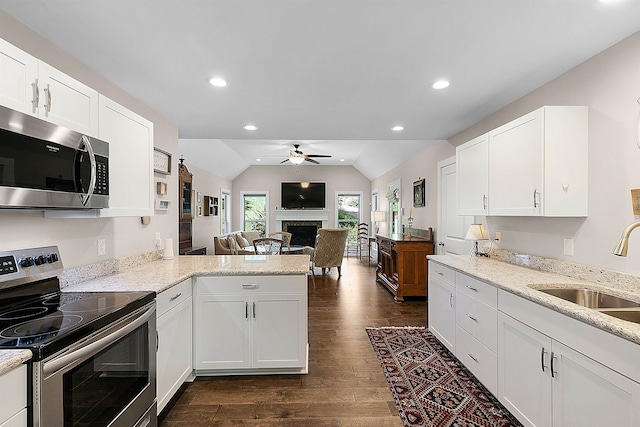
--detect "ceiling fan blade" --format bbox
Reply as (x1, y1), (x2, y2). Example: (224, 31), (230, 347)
(306, 154), (332, 158)
(280, 158), (290, 164)
(305, 158), (320, 164)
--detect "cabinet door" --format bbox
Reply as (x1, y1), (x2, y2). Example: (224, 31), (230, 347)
(157, 297), (193, 414)
(0, 409), (27, 427)
(98, 95), (154, 217)
(489, 109), (543, 216)
(0, 38), (37, 115)
(552, 340), (640, 427)
(194, 294), (251, 370)
(428, 276), (456, 352)
(38, 61), (98, 136)
(0, 365), (26, 426)
(252, 293), (307, 368)
(456, 133), (489, 215)
(498, 312), (552, 427)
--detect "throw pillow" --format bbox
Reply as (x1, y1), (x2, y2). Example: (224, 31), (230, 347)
(218, 237), (229, 249)
(235, 233), (249, 248)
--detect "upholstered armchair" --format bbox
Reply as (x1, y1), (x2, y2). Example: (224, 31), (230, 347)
(308, 228), (349, 278)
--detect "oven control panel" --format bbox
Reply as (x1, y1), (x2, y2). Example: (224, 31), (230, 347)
(0, 255), (17, 276)
(0, 246), (63, 285)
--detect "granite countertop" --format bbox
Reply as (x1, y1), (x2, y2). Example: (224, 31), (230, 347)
(63, 254), (310, 294)
(428, 254), (640, 345)
(0, 350), (32, 376)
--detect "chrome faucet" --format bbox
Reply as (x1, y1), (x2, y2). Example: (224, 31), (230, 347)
(613, 221), (640, 256)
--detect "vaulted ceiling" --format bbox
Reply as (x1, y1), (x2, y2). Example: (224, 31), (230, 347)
(2, 0), (640, 179)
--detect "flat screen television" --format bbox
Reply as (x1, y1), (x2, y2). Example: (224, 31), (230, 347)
(281, 182), (326, 209)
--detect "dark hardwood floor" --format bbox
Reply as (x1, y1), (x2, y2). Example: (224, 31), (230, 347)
(160, 256), (427, 426)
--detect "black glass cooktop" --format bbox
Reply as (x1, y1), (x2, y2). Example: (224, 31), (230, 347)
(0, 290), (154, 360)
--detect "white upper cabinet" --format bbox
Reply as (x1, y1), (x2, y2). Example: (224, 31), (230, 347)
(98, 95), (154, 217)
(456, 133), (489, 215)
(37, 61), (99, 137)
(482, 106), (588, 217)
(0, 38), (98, 136)
(0, 38), (38, 114)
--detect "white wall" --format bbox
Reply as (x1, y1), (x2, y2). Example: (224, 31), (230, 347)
(448, 30), (640, 275)
(232, 165), (371, 233)
(0, 11), (179, 268)
(371, 141), (455, 237)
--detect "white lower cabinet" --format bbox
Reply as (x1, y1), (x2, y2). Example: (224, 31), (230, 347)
(498, 291), (640, 427)
(428, 263), (456, 352)
(0, 365), (27, 427)
(194, 275), (308, 373)
(156, 279), (193, 414)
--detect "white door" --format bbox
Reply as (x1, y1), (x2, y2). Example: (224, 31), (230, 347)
(252, 293), (306, 368)
(427, 276), (456, 352)
(0, 38), (38, 115)
(498, 312), (552, 427)
(194, 294), (251, 370)
(552, 340), (640, 427)
(437, 156), (472, 255)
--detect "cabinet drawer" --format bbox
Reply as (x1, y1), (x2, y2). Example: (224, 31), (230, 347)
(0, 408), (26, 427)
(0, 365), (26, 424)
(456, 273), (497, 308)
(429, 263), (455, 285)
(157, 278), (192, 316)
(196, 275), (305, 295)
(455, 325), (497, 395)
(455, 291), (498, 352)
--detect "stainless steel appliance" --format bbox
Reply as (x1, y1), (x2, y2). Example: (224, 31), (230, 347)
(0, 105), (109, 209)
(0, 246), (156, 427)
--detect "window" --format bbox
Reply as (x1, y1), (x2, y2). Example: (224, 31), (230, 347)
(337, 192), (362, 245)
(243, 192), (268, 237)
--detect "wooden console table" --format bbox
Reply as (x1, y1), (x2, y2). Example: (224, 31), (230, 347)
(376, 228), (434, 302)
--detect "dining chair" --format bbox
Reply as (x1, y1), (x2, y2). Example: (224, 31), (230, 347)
(253, 238), (284, 255)
(268, 231), (292, 251)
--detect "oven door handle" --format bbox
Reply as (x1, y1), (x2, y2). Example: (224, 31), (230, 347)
(43, 305), (155, 375)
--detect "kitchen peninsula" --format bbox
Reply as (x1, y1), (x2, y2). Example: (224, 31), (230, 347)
(61, 254), (310, 414)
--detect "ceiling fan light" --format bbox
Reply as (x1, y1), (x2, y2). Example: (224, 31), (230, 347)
(289, 156), (305, 165)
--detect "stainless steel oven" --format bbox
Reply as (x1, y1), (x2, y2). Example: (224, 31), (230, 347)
(35, 302), (156, 427)
(0, 246), (157, 427)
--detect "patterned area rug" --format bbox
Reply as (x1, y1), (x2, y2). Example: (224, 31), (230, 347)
(366, 327), (522, 427)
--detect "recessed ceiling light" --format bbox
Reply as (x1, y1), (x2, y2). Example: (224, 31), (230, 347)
(209, 77), (227, 87)
(256, 158), (261, 162)
(392, 125), (404, 131)
(243, 124), (257, 131)
(432, 79), (450, 89)
(340, 159), (345, 162)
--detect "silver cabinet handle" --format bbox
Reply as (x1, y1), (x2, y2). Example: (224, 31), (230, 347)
(253, 301), (256, 318)
(467, 353), (478, 363)
(31, 78), (39, 111)
(466, 313), (477, 322)
(242, 284), (259, 289)
(169, 292), (182, 302)
(533, 189), (539, 208)
(550, 352), (557, 378)
(245, 302), (249, 319)
(541, 347), (548, 373)
(466, 285), (478, 291)
(436, 270), (444, 276)
(483, 194), (487, 210)
(449, 293), (454, 309)
(43, 83), (52, 113)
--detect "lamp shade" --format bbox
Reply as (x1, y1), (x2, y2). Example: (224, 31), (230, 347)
(465, 224), (489, 241)
(289, 155), (305, 164)
(372, 211), (385, 222)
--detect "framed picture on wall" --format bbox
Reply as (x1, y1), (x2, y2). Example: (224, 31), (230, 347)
(413, 179), (425, 207)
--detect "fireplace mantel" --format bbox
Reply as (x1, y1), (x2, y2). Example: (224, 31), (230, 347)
(275, 209), (330, 229)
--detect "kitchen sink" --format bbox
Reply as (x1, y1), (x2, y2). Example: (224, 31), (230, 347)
(535, 287), (640, 309)
(598, 309), (640, 324)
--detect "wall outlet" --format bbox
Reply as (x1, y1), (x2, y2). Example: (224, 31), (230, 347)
(563, 238), (574, 256)
(97, 239), (106, 256)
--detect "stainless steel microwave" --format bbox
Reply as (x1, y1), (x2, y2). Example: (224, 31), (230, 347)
(0, 105), (109, 209)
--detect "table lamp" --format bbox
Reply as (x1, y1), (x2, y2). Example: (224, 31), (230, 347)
(466, 224), (489, 257)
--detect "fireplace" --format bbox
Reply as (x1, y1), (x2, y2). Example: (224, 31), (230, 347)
(283, 221), (322, 246)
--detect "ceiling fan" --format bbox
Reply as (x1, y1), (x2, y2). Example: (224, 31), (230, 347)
(281, 144), (331, 165)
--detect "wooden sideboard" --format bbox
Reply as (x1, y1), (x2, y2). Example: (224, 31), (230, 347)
(376, 228), (435, 301)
